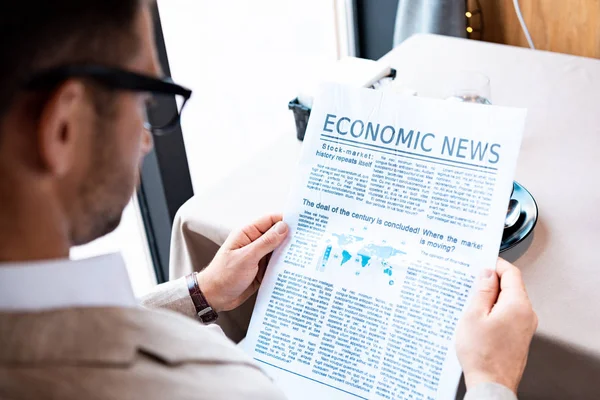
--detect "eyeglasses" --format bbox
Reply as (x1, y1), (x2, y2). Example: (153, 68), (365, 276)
(23, 65), (193, 135)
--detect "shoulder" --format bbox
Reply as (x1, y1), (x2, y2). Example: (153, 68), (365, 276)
(0, 307), (286, 400)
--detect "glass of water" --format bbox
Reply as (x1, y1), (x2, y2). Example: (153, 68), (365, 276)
(445, 71), (491, 105)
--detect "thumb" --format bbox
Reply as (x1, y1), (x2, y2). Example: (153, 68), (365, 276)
(468, 268), (500, 316)
(247, 221), (289, 259)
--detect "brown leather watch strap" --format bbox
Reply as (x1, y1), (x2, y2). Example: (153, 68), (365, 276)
(186, 272), (218, 324)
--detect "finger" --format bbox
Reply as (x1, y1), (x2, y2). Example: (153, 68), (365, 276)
(227, 214), (284, 248)
(467, 268), (500, 316)
(495, 258), (531, 307)
(245, 220), (289, 259)
(496, 258), (527, 294)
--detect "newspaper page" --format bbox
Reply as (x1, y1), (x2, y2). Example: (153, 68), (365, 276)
(242, 84), (526, 400)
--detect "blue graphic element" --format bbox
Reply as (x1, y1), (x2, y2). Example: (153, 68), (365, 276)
(318, 230), (406, 281)
(341, 250), (352, 265)
(358, 254), (371, 267)
(322, 246), (332, 266)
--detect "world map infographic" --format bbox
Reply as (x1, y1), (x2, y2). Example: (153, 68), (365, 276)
(316, 228), (407, 286)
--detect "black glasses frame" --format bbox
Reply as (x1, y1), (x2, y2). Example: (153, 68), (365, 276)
(23, 65), (193, 135)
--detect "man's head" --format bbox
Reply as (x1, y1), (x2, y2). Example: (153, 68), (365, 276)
(0, 1), (159, 249)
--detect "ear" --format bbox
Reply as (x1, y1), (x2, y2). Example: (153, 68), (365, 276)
(36, 80), (89, 176)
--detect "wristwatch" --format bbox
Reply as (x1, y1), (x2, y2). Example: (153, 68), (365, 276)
(186, 272), (219, 324)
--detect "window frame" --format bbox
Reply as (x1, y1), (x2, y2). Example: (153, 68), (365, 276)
(137, 4), (194, 283)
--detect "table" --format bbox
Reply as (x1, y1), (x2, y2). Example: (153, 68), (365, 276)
(173, 34), (600, 398)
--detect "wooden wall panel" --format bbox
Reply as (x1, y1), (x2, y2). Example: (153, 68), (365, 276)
(468, 0), (600, 58)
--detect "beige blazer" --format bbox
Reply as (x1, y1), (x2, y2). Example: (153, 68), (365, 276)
(0, 306), (285, 400)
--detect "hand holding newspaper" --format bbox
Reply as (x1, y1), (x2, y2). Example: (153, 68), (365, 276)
(242, 84), (526, 399)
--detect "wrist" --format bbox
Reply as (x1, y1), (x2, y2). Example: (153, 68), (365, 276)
(185, 272), (219, 324)
(195, 270), (224, 313)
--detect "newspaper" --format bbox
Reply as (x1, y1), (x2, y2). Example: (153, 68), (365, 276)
(242, 84), (526, 400)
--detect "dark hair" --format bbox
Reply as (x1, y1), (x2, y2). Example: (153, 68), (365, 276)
(0, 0), (144, 122)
